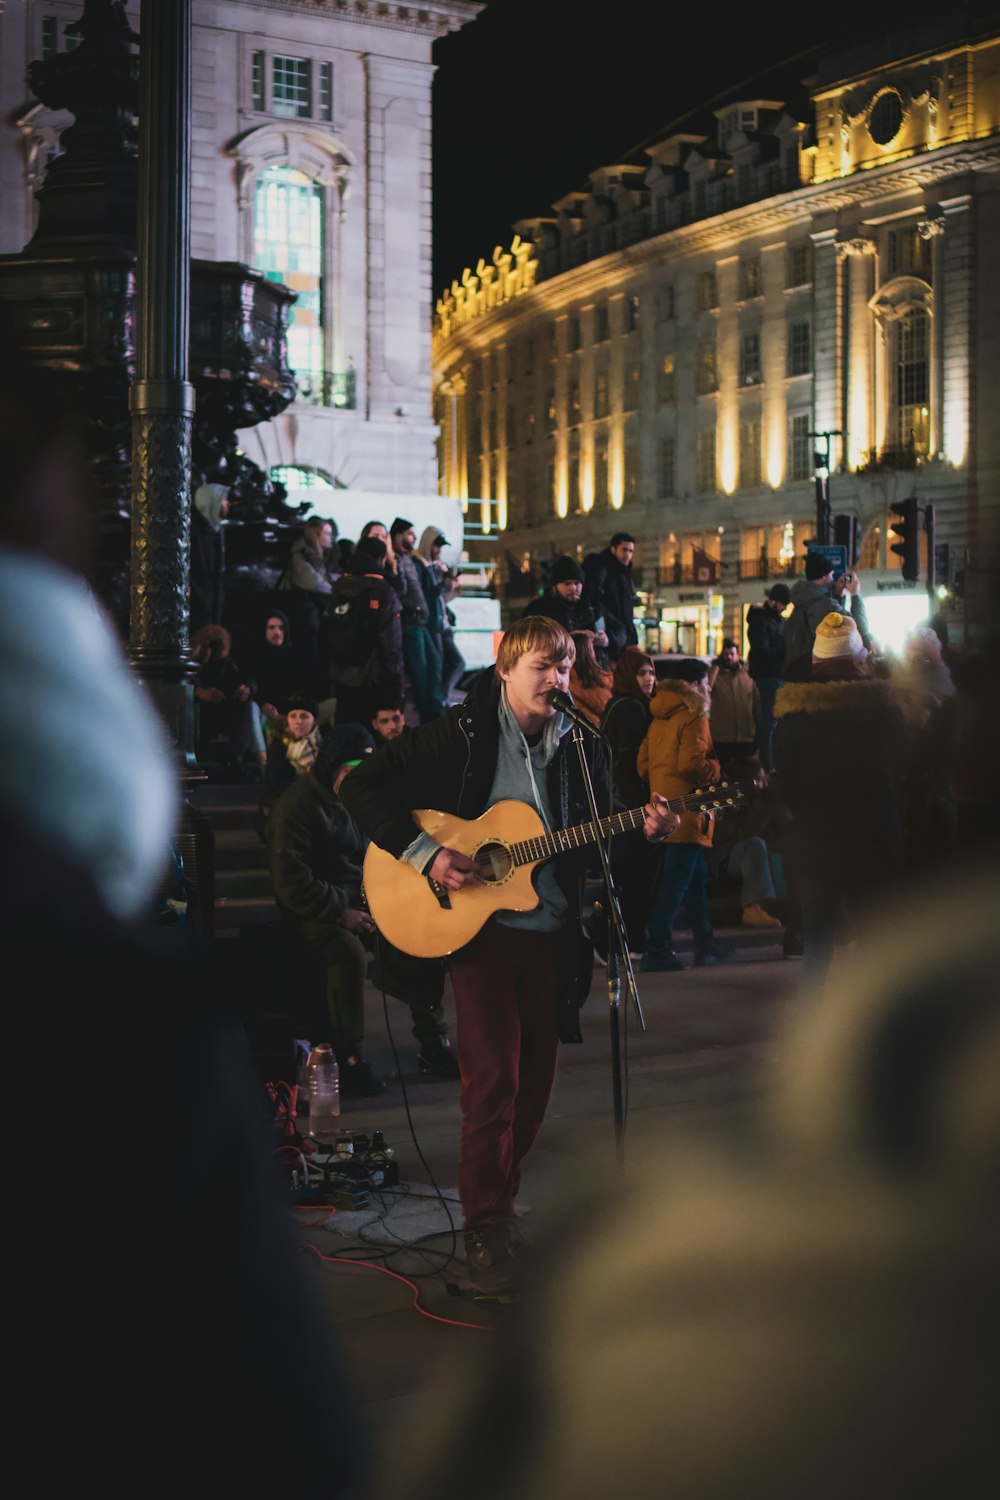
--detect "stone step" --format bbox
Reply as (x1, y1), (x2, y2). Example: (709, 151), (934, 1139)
(214, 826), (268, 870)
(216, 866), (271, 899)
(213, 893), (278, 934)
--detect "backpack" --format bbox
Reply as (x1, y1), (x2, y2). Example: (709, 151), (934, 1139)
(328, 585), (379, 673)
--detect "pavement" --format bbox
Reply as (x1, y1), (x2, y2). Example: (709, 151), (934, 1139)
(290, 929), (800, 1494)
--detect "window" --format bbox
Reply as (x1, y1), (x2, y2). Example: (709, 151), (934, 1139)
(790, 413), (812, 481)
(625, 444), (640, 501)
(657, 285), (675, 322)
(251, 51), (266, 111)
(505, 403), (516, 451)
(568, 378), (581, 422)
(594, 434), (609, 508)
(270, 466), (333, 492)
(254, 166), (324, 398)
(696, 269), (718, 312)
(696, 340), (717, 395)
(272, 56), (312, 120)
(626, 295), (641, 332)
(739, 255), (762, 299)
(42, 16), (81, 57)
(594, 304), (610, 342)
(318, 61), (333, 124)
(522, 337), (535, 375)
(545, 388), (557, 432)
(658, 354), (676, 404)
(740, 332), (762, 386)
(786, 242), (813, 288)
(740, 419), (762, 488)
(697, 428), (716, 492)
(594, 368), (609, 419)
(894, 310), (930, 454)
(568, 444), (581, 512)
(888, 227), (932, 279)
(567, 315), (581, 353)
(787, 320), (811, 377)
(624, 363), (641, 411)
(658, 436), (676, 499)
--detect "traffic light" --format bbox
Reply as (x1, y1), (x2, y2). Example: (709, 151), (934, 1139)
(833, 513), (861, 567)
(889, 497), (920, 582)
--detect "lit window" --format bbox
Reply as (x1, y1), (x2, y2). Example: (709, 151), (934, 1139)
(787, 320), (811, 377)
(271, 466), (334, 491)
(658, 354), (676, 404)
(888, 227), (931, 279)
(894, 311), (930, 455)
(696, 340), (717, 395)
(272, 55), (312, 120)
(740, 332), (762, 386)
(254, 166), (324, 399)
(790, 413), (812, 481)
(740, 420), (762, 487)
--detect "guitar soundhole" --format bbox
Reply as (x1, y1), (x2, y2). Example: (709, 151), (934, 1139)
(473, 840), (514, 885)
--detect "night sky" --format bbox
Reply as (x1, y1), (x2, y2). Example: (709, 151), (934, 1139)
(429, 0), (961, 298)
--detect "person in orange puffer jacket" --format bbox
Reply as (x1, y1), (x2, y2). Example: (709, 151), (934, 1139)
(637, 660), (725, 972)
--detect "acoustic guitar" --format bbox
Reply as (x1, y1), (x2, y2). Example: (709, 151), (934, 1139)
(362, 782), (743, 958)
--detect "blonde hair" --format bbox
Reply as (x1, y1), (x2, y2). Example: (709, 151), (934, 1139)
(495, 615), (575, 676)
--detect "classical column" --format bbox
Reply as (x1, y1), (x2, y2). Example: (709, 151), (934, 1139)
(810, 227), (843, 469)
(838, 237), (877, 468)
(128, 0), (197, 763)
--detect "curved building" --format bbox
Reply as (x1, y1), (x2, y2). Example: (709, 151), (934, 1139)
(433, 18), (1000, 650)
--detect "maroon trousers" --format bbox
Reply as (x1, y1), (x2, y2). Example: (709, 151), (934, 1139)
(449, 921), (564, 1230)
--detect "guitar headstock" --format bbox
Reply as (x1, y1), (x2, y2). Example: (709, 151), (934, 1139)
(688, 779), (745, 813)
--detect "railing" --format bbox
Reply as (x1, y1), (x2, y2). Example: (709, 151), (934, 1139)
(737, 556), (799, 580)
(856, 443), (927, 473)
(293, 367), (357, 409)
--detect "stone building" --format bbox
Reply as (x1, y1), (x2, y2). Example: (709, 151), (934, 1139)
(0, 0), (480, 515)
(433, 18), (1000, 651)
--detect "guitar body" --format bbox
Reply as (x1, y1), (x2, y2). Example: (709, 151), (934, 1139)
(362, 800), (548, 958)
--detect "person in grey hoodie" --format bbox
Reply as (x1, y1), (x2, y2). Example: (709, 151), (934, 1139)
(783, 554), (870, 678)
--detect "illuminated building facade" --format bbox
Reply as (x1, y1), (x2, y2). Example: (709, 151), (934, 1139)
(0, 0), (480, 506)
(433, 20), (1000, 650)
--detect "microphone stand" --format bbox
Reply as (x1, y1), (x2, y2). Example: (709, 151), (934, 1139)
(569, 722), (645, 1166)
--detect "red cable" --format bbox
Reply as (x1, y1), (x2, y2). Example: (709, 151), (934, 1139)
(293, 1205), (338, 1228)
(299, 1241), (493, 1331)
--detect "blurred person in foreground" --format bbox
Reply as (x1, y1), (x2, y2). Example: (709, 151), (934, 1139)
(0, 343), (365, 1494)
(385, 846), (1000, 1500)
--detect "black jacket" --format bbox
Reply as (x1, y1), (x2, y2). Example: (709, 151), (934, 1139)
(582, 549), (638, 657)
(326, 571), (403, 699)
(340, 669), (609, 1039)
(521, 587), (600, 636)
(746, 603), (787, 680)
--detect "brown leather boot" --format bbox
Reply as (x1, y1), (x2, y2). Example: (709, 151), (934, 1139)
(742, 903), (782, 929)
(463, 1224), (517, 1295)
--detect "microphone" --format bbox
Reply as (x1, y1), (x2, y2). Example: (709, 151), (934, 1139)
(548, 687), (607, 737)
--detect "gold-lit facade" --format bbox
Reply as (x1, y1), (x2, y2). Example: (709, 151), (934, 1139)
(433, 23), (1000, 649)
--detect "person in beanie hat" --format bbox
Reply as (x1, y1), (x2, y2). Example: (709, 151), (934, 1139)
(747, 584), (792, 769)
(784, 557), (870, 680)
(772, 614), (904, 977)
(257, 691), (322, 839)
(522, 555), (609, 647)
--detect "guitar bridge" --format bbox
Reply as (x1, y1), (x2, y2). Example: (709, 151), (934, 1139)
(427, 876), (451, 910)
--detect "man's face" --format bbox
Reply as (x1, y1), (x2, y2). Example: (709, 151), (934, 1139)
(265, 615), (285, 646)
(554, 579), (582, 602)
(372, 708), (405, 741)
(394, 527), (416, 553)
(721, 645), (740, 667)
(500, 648), (572, 730)
(612, 540), (635, 567)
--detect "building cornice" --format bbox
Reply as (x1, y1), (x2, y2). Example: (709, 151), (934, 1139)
(434, 136), (999, 364)
(238, 0), (482, 42)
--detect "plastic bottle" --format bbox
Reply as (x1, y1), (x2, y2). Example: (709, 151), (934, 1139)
(306, 1044), (340, 1141)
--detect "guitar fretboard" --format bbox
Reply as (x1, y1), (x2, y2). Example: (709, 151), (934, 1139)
(508, 790), (736, 868)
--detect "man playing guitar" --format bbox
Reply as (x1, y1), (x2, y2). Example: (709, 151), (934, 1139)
(341, 616), (677, 1294)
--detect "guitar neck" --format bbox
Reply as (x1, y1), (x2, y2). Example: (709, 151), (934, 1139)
(510, 793), (715, 867)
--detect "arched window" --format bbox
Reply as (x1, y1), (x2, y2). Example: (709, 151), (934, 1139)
(894, 309), (930, 455)
(254, 166), (324, 395)
(270, 465), (334, 492)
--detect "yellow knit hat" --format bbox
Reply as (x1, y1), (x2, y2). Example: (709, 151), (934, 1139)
(812, 611), (864, 659)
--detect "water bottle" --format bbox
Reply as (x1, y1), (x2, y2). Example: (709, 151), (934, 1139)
(306, 1044), (340, 1141)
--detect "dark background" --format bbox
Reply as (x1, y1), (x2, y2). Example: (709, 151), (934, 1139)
(429, 0), (978, 297)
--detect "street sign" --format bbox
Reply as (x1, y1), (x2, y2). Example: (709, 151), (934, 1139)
(805, 544), (848, 579)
